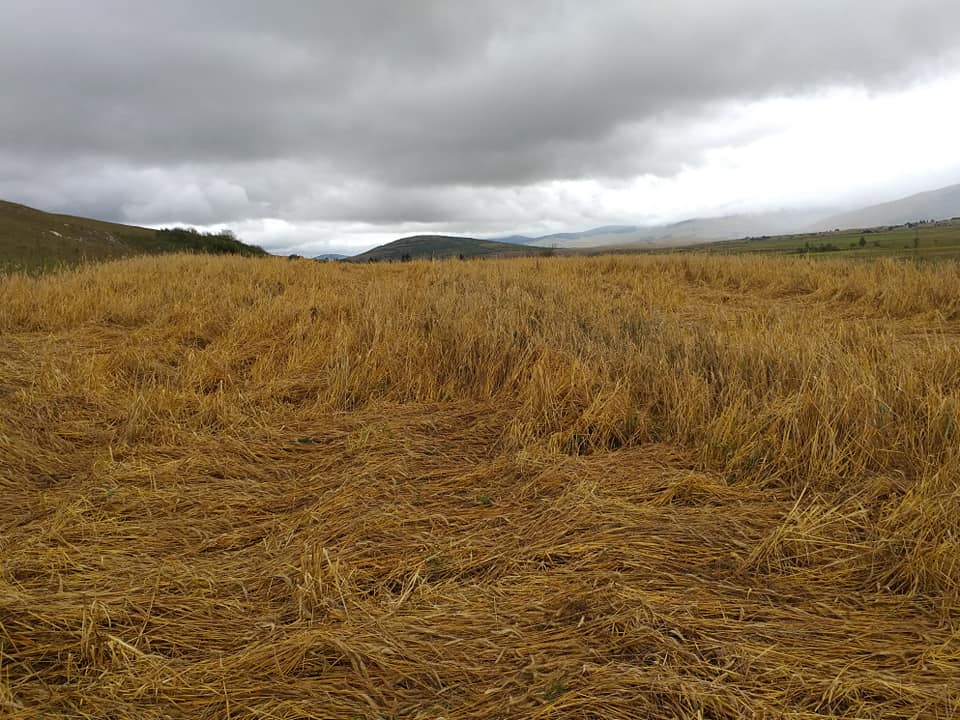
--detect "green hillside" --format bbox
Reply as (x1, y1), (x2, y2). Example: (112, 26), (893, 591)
(0, 200), (266, 273)
(689, 218), (960, 260)
(350, 235), (544, 262)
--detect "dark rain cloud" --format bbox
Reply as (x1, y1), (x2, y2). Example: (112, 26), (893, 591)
(1, 0), (959, 239)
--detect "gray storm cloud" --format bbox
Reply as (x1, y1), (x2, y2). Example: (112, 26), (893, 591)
(1, 0), (959, 249)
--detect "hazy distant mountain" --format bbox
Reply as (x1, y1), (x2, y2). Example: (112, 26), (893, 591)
(500, 225), (641, 245)
(646, 209), (833, 244)
(811, 184), (960, 231)
(489, 182), (960, 249)
(313, 253), (349, 260)
(499, 209), (832, 249)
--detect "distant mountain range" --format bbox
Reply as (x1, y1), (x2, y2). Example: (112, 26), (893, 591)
(483, 182), (960, 251)
(498, 225), (640, 245)
(497, 210), (831, 249)
(810, 183), (960, 231)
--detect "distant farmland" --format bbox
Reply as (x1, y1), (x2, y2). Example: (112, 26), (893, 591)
(691, 217), (960, 259)
(2, 253), (959, 718)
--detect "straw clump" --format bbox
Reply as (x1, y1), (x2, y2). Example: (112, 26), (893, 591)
(1, 252), (959, 718)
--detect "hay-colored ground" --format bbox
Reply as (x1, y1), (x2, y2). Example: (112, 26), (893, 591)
(1, 254), (959, 719)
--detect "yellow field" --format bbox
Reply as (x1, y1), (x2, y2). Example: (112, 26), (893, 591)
(2, 253), (959, 719)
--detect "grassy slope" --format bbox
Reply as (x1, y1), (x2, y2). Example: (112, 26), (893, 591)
(688, 218), (960, 259)
(0, 199), (265, 273)
(0, 199), (158, 271)
(350, 234), (543, 261)
(2, 253), (960, 718)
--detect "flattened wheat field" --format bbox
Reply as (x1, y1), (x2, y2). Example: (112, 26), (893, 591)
(2, 253), (960, 719)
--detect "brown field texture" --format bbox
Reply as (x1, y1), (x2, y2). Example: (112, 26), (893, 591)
(2, 253), (960, 719)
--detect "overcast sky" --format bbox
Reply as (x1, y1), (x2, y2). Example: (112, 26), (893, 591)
(2, 1), (959, 255)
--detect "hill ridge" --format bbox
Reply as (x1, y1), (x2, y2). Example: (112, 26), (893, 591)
(350, 234), (543, 262)
(812, 183), (960, 231)
(0, 199), (266, 272)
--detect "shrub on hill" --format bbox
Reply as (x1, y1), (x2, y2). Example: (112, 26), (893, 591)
(153, 227), (267, 257)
